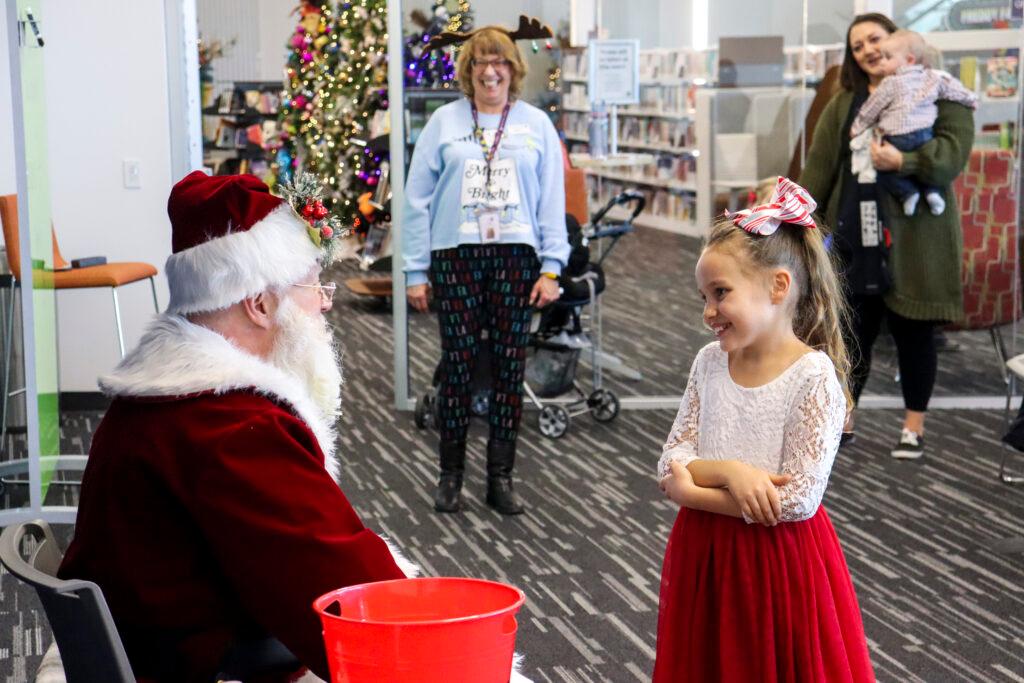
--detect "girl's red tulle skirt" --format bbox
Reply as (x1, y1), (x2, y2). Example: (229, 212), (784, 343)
(653, 506), (875, 682)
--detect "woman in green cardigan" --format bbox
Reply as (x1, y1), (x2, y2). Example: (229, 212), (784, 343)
(800, 13), (974, 459)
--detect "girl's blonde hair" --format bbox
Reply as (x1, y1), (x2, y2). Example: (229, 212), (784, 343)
(455, 28), (528, 100)
(705, 217), (853, 408)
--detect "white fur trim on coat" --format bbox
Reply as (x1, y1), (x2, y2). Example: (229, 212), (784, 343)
(165, 203), (321, 315)
(99, 314), (339, 479)
(381, 537), (421, 578)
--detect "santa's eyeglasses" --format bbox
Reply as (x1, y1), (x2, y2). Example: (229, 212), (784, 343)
(292, 281), (338, 303)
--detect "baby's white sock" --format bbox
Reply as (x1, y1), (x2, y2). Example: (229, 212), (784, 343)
(925, 191), (945, 215)
(902, 193), (920, 216)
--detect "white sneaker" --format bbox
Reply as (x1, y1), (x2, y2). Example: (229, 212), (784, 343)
(925, 191), (946, 215)
(891, 428), (925, 459)
(902, 193), (920, 216)
(548, 331), (573, 347)
(567, 333), (592, 349)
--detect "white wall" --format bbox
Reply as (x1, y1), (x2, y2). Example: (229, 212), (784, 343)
(196, 0), (294, 85)
(257, 0), (294, 82)
(1, 2), (175, 392)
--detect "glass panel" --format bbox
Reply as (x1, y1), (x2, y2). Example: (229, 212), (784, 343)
(397, 0), (578, 431)
(538, 0), (818, 401)
(1, 0), (65, 520)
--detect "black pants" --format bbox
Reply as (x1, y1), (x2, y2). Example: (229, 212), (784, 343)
(430, 243), (539, 444)
(877, 128), (940, 202)
(847, 294), (937, 412)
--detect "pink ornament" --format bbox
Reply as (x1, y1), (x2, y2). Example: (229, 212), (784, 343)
(293, 95), (308, 108)
(301, 51), (314, 63)
(291, 34), (305, 48)
(320, 226), (333, 239)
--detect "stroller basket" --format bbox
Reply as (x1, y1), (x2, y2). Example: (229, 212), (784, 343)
(525, 344), (580, 398)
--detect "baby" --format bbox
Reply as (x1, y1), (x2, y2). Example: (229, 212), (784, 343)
(850, 29), (977, 216)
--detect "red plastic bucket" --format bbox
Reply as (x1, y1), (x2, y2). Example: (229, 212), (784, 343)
(314, 577), (526, 683)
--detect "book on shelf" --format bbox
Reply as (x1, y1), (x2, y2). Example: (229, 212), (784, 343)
(586, 177), (695, 225)
(985, 54), (1019, 98)
(564, 83), (588, 109)
(563, 51), (587, 80)
(959, 56), (978, 91)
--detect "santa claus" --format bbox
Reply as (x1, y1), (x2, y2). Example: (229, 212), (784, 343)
(56, 172), (416, 682)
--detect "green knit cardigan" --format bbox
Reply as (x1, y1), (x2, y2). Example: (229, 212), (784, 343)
(799, 89), (975, 323)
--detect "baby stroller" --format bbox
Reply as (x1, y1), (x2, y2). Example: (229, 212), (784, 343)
(523, 191), (644, 438)
(414, 191), (645, 439)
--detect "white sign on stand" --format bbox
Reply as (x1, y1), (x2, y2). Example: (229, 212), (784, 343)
(588, 40), (639, 156)
(588, 39), (639, 105)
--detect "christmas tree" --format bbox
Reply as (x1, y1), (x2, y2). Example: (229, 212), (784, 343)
(274, 0), (389, 227)
(403, 0), (473, 89)
(273, 0), (476, 232)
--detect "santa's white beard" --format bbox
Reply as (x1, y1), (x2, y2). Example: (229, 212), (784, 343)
(268, 297), (343, 424)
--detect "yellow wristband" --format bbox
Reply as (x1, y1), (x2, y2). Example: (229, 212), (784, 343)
(541, 272), (558, 280)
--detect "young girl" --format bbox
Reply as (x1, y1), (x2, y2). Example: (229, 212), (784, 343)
(653, 177), (875, 682)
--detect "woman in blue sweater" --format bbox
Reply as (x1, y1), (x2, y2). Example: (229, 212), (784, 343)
(402, 26), (570, 515)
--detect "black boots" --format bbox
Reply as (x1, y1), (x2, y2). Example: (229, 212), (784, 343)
(485, 439), (524, 515)
(434, 439), (524, 515)
(433, 440), (465, 513)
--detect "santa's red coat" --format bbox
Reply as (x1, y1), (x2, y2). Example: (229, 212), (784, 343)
(58, 316), (406, 682)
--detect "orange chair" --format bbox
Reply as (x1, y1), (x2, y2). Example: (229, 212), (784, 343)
(0, 194), (159, 357)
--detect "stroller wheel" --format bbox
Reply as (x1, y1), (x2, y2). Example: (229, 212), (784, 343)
(538, 405), (569, 439)
(588, 389), (620, 423)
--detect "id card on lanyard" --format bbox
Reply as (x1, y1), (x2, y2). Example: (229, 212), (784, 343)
(472, 101), (511, 243)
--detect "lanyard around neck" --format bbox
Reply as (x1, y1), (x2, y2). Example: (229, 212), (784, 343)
(471, 101), (512, 184)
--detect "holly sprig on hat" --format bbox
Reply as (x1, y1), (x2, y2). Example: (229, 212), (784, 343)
(279, 172), (350, 262)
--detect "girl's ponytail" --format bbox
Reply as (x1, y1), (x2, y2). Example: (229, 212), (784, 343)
(707, 177), (853, 408)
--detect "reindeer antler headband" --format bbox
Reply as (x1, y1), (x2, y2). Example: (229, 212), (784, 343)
(424, 14), (553, 53)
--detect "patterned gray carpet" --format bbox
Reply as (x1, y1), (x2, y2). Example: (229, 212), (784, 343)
(1, 227), (1023, 682)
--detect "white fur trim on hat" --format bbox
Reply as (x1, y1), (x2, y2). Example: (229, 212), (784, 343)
(165, 203), (321, 315)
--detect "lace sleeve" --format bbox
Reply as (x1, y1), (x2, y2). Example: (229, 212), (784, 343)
(777, 365), (846, 522)
(657, 351), (705, 479)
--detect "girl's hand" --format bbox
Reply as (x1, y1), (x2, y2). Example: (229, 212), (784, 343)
(659, 461), (696, 508)
(723, 462), (792, 526)
(870, 139), (903, 171)
(530, 276), (560, 308)
(407, 284), (431, 312)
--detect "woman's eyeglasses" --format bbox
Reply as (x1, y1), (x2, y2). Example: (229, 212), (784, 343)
(470, 57), (510, 70)
(293, 281), (338, 303)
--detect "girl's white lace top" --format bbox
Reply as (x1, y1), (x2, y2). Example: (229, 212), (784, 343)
(658, 342), (846, 522)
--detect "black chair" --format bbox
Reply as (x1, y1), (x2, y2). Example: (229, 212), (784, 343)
(0, 519), (134, 682)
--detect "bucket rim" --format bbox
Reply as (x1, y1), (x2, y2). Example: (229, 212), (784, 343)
(313, 576), (526, 627)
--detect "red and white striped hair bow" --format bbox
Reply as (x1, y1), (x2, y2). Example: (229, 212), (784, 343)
(726, 176), (817, 236)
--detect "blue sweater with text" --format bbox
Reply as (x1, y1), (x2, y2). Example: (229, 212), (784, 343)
(401, 98), (570, 287)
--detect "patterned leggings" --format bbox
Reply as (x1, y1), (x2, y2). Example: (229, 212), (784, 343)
(430, 244), (539, 444)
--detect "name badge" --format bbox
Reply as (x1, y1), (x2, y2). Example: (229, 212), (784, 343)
(860, 201), (879, 248)
(478, 209), (500, 243)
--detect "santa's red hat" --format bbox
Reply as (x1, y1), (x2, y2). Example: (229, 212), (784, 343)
(164, 171), (321, 314)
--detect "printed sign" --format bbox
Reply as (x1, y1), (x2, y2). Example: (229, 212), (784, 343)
(947, 0), (1017, 28)
(588, 39), (639, 105)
